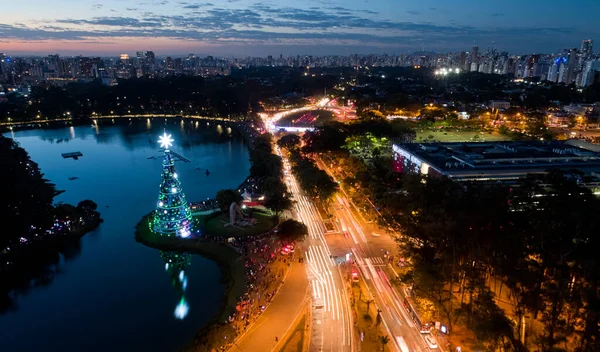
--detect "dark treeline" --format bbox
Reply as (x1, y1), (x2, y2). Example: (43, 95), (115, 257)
(276, 134), (338, 202)
(0, 135), (101, 313)
(391, 172), (600, 351)
(248, 133), (293, 216)
(302, 119), (415, 154)
(333, 68), (600, 118)
(0, 68), (340, 122)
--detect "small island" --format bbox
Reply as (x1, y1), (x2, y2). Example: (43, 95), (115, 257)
(0, 135), (102, 311)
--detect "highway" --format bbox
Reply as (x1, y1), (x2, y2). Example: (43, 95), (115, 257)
(315, 157), (438, 352)
(276, 145), (353, 352)
(267, 103), (437, 352)
(333, 195), (433, 352)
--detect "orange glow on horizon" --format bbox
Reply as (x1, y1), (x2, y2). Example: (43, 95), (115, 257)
(0, 37), (222, 55)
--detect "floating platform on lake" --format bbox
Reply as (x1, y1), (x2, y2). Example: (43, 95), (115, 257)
(62, 152), (83, 159)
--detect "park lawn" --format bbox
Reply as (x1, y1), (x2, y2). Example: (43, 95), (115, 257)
(196, 209), (277, 237)
(415, 129), (511, 143)
(279, 315), (306, 352)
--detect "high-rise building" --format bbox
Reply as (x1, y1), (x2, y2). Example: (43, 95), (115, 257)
(471, 45), (479, 66)
(581, 40), (593, 58)
(145, 51), (156, 65)
(558, 62), (569, 83)
(581, 60), (600, 87)
(459, 51), (467, 70)
(547, 59), (560, 82)
(563, 49), (579, 84)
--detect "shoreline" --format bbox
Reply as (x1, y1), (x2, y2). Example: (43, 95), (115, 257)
(134, 215), (247, 325)
(0, 215), (103, 313)
(1, 210), (103, 263)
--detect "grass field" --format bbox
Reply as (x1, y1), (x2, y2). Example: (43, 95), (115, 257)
(415, 129), (511, 143)
(197, 210), (277, 237)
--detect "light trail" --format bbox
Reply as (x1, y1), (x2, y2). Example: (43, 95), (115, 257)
(279, 144), (352, 351)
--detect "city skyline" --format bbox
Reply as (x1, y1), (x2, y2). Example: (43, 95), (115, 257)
(1, 0), (599, 56)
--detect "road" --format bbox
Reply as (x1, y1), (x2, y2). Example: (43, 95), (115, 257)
(267, 106), (435, 352)
(315, 158), (439, 352)
(230, 260), (308, 352)
(277, 145), (354, 352)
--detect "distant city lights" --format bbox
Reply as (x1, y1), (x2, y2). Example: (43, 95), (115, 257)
(434, 68), (461, 76)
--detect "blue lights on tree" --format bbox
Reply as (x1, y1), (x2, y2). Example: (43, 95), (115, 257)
(153, 133), (192, 238)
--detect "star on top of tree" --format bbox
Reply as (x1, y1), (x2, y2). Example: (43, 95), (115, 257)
(158, 132), (174, 149)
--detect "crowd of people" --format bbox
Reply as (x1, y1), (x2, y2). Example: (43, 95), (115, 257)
(227, 235), (294, 335)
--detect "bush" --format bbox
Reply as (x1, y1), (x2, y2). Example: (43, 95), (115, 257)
(216, 189), (243, 212)
(276, 219), (308, 242)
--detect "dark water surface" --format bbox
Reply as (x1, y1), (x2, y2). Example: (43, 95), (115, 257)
(0, 120), (250, 352)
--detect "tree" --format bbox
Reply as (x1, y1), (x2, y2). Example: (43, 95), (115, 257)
(276, 219), (308, 243)
(379, 335), (390, 351)
(250, 152), (282, 179)
(522, 90), (548, 110)
(583, 82), (600, 103)
(54, 203), (78, 219)
(263, 177), (293, 216)
(153, 143), (193, 237)
(460, 289), (515, 349)
(216, 189), (243, 212)
(0, 135), (58, 247)
(302, 123), (347, 152)
(277, 134), (301, 150)
(77, 199), (98, 211)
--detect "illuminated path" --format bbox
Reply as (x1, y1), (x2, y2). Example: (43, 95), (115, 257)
(0, 114), (234, 128)
(229, 261), (308, 352)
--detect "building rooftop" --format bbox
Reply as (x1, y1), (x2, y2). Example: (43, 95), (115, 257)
(393, 140), (600, 183)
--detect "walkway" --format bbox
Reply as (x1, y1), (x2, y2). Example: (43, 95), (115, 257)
(230, 259), (308, 352)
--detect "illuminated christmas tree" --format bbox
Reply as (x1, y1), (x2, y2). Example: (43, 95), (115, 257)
(153, 133), (193, 238)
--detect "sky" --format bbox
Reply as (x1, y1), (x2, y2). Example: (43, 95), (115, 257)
(0, 0), (598, 57)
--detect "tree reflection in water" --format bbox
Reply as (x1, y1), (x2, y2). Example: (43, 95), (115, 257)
(159, 251), (191, 320)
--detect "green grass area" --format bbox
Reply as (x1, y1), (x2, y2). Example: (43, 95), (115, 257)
(197, 209), (277, 238)
(415, 129), (511, 143)
(279, 315), (306, 352)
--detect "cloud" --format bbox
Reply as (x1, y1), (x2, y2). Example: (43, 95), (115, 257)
(139, 1), (169, 5)
(181, 2), (214, 9)
(490, 13), (505, 17)
(56, 16), (167, 28)
(406, 11), (421, 15)
(0, 4), (586, 54)
(429, 7), (436, 11)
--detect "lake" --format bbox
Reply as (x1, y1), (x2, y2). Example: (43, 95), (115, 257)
(0, 119), (250, 352)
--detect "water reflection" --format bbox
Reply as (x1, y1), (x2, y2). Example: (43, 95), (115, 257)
(160, 251), (192, 320)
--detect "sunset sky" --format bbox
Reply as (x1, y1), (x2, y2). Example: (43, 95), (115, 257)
(0, 0), (598, 56)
